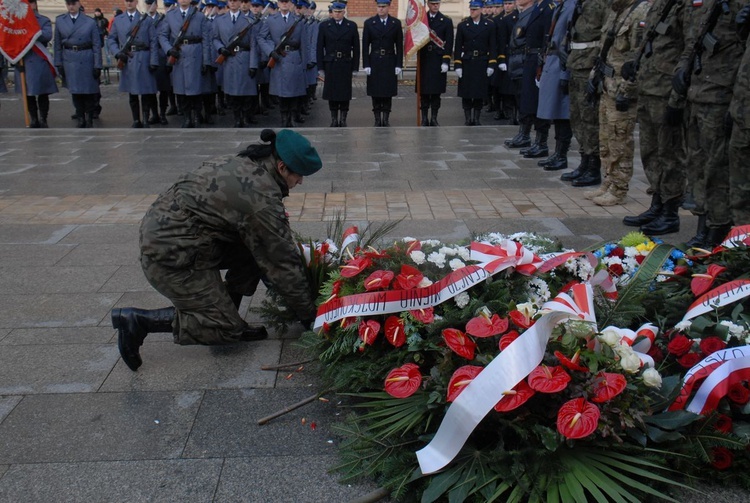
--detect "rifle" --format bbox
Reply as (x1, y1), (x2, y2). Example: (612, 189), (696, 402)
(116, 12), (149, 70)
(215, 8), (268, 65)
(682, 0), (730, 86)
(629, 0), (680, 78)
(560, 0), (585, 70)
(267, 15), (304, 69)
(167, 7), (198, 66)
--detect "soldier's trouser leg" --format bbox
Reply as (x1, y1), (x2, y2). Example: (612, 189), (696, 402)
(129, 94), (141, 123)
(72, 94), (85, 121)
(599, 94), (636, 198)
(140, 256), (248, 346)
(729, 125), (750, 225)
(159, 91), (169, 117)
(570, 68), (599, 158)
(26, 96), (39, 125)
(685, 105), (707, 215)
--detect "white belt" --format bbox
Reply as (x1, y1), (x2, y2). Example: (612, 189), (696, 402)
(570, 41), (600, 50)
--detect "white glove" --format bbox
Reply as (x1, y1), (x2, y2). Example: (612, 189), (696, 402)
(440, 63), (449, 73)
(395, 67), (402, 76)
(486, 67), (494, 77)
(318, 70), (325, 77)
(364, 67), (371, 75)
(352, 70), (358, 76)
(535, 78), (540, 88)
(455, 68), (463, 79)
(499, 63), (507, 72)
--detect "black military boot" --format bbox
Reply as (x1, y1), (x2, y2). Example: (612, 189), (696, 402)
(374, 111), (382, 127)
(705, 223), (732, 248)
(141, 109), (151, 129)
(234, 110), (245, 128)
(111, 307), (175, 371)
(685, 214), (709, 249)
(285, 112), (294, 128)
(382, 112), (391, 127)
(76, 111), (86, 128)
(623, 193), (662, 227)
(561, 154), (588, 181)
(641, 198), (680, 236)
(572, 155), (601, 187)
(85, 112), (94, 128)
(523, 129), (549, 158)
(505, 120), (532, 148)
(339, 111), (348, 127)
(473, 108), (482, 126)
(421, 109), (429, 126)
(330, 110), (339, 127)
(429, 109), (440, 126)
(464, 109), (473, 126)
(542, 140), (570, 171)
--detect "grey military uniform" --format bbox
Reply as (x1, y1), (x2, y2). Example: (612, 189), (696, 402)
(107, 12), (159, 95)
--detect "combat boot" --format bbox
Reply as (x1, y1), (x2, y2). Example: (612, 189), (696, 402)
(685, 214), (708, 249)
(705, 223), (732, 248)
(641, 198), (680, 236)
(330, 110), (339, 127)
(339, 111), (348, 127)
(234, 110), (245, 128)
(76, 112), (86, 128)
(523, 129), (549, 158)
(141, 110), (151, 129)
(624, 193), (662, 227)
(429, 109), (440, 126)
(111, 307), (175, 371)
(584, 180), (610, 200)
(382, 112), (391, 127)
(561, 154), (588, 181)
(473, 108), (482, 126)
(374, 111), (382, 127)
(572, 156), (601, 187)
(592, 190), (626, 207)
(421, 109), (429, 126)
(505, 120), (531, 147)
(28, 109), (40, 128)
(464, 109), (473, 126)
(542, 140), (570, 171)
(85, 112), (94, 128)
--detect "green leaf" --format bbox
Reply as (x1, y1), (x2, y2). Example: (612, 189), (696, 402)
(421, 468), (463, 503)
(646, 425), (685, 443)
(645, 410), (702, 430)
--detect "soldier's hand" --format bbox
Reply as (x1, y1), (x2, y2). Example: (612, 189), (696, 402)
(441, 63), (449, 73)
(270, 50), (281, 62)
(201, 65), (208, 75)
(724, 111), (734, 136)
(621, 60), (636, 81)
(364, 67), (371, 75)
(149, 65), (158, 73)
(92, 68), (101, 81)
(208, 65), (217, 74)
(352, 71), (358, 76)
(219, 47), (232, 58)
(115, 52), (128, 63)
(249, 68), (257, 78)
(559, 79), (569, 95)
(737, 4), (750, 31)
(615, 95), (630, 112)
(486, 67), (494, 77)
(318, 69), (325, 77)
(663, 106), (684, 127)
(306, 61), (316, 69)
(395, 67), (402, 76)
(259, 60), (268, 69)
(167, 48), (181, 59)
(584, 79), (597, 101)
(672, 67), (689, 96)
(455, 68), (462, 79)
(498, 63), (507, 72)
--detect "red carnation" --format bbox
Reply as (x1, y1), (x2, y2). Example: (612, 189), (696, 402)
(667, 334), (694, 356)
(384, 363), (422, 398)
(728, 383), (750, 405)
(442, 328), (476, 360)
(590, 372), (627, 403)
(409, 307), (434, 324)
(358, 319), (380, 346)
(499, 330), (520, 351)
(710, 447), (734, 471)
(447, 365), (483, 402)
(363, 270), (394, 291)
(714, 414), (733, 434)
(465, 313), (509, 338)
(384, 316), (406, 347)
(699, 336), (727, 356)
(607, 263), (624, 276)
(610, 247), (625, 259)
(528, 365), (571, 393)
(340, 256), (372, 278)
(494, 380), (536, 412)
(556, 398), (600, 439)
(677, 352), (701, 369)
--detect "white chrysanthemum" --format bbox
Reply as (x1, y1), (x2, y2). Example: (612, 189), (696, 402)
(642, 367), (662, 388)
(422, 239), (442, 247)
(410, 250), (426, 265)
(417, 277), (433, 288)
(622, 257), (639, 273)
(720, 320), (747, 337)
(527, 277), (551, 304)
(457, 246), (471, 261)
(624, 246), (639, 258)
(433, 314), (444, 321)
(449, 258), (466, 271)
(402, 237), (417, 243)
(439, 246), (458, 256)
(674, 320), (692, 332)
(427, 252), (446, 268)
(455, 292), (470, 308)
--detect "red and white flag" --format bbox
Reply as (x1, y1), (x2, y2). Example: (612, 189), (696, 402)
(0, 0), (41, 64)
(404, 0), (429, 59)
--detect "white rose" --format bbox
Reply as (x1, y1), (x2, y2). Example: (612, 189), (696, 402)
(598, 327), (620, 347)
(410, 250), (426, 265)
(642, 367), (662, 388)
(620, 352), (642, 374)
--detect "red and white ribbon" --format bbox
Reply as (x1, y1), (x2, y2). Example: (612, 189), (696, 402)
(720, 224), (750, 248)
(340, 226), (359, 256)
(681, 279), (750, 321)
(596, 323), (657, 368)
(470, 240), (542, 276)
(538, 251), (617, 299)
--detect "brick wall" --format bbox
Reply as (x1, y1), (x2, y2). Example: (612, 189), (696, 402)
(346, 0), (400, 19)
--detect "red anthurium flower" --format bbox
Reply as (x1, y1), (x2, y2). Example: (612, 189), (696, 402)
(384, 363), (422, 398)
(340, 317), (354, 329)
(409, 307), (434, 324)
(590, 372), (627, 403)
(493, 380), (536, 412)
(691, 264), (727, 297)
(395, 264), (424, 290)
(442, 328), (477, 360)
(673, 265), (689, 277)
(557, 397), (600, 439)
(363, 270), (394, 291)
(358, 319), (381, 345)
(447, 365), (483, 402)
(509, 309), (533, 329)
(466, 312), (509, 338)
(499, 330), (520, 351)
(340, 256), (372, 278)
(363, 246), (389, 259)
(528, 365), (571, 393)
(699, 336), (727, 356)
(405, 240), (421, 254)
(384, 316), (406, 347)
(554, 350), (589, 372)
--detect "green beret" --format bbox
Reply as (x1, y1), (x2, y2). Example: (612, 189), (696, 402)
(276, 129), (322, 176)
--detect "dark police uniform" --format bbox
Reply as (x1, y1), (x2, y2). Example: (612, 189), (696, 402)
(316, 12), (360, 126)
(418, 2), (454, 126)
(454, 9), (498, 125)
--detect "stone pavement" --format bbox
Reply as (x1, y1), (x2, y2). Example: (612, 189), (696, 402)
(0, 124), (729, 503)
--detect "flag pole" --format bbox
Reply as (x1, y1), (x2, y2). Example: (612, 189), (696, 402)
(416, 52), (421, 126)
(19, 59), (31, 127)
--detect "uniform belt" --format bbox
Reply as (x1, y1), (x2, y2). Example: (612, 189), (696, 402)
(128, 44), (149, 52)
(334, 51), (351, 59)
(509, 47), (525, 55)
(570, 41), (599, 50)
(525, 47), (541, 55)
(376, 49), (394, 56)
(233, 45), (250, 52)
(283, 44), (299, 52)
(181, 38), (202, 45)
(63, 43), (93, 51)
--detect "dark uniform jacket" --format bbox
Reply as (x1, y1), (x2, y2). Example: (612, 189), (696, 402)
(362, 15), (404, 98)
(454, 16), (498, 100)
(495, 10), (518, 93)
(509, 2), (553, 114)
(317, 17), (360, 101)
(418, 11), (454, 95)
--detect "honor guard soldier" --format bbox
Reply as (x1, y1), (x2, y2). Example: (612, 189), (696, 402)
(54, 0), (103, 128)
(258, 0), (309, 127)
(108, 0), (160, 128)
(200, 0), (220, 124)
(362, 0), (404, 127)
(161, 0), (181, 116)
(455, 0), (497, 126)
(146, 0), (173, 124)
(213, 0), (260, 127)
(251, 0), (274, 115)
(158, 0), (212, 128)
(299, 0), (319, 116)
(317, 0), (360, 127)
(15, 0), (58, 128)
(418, 0), (454, 126)
(495, 0), (519, 122)
(729, 4), (750, 227)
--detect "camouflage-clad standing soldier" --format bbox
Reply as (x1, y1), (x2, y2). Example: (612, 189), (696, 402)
(729, 3), (750, 225)
(417, 0), (454, 126)
(560, 0), (608, 187)
(586, 0), (649, 207)
(621, 0), (686, 235)
(673, 0), (745, 247)
(111, 129), (322, 372)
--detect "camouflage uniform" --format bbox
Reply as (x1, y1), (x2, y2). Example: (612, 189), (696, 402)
(592, 0), (649, 205)
(729, 26), (750, 225)
(139, 154), (316, 345)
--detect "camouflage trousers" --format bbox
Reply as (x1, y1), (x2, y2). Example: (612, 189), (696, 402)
(729, 125), (750, 225)
(599, 93), (637, 198)
(637, 94), (687, 203)
(140, 244), (263, 345)
(686, 102), (732, 226)
(569, 68), (600, 156)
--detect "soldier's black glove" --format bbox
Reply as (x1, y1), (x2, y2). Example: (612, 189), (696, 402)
(306, 61), (316, 70)
(615, 95), (630, 112)
(621, 60), (637, 81)
(219, 47), (232, 58)
(56, 66), (65, 79)
(725, 111), (734, 137)
(663, 106), (684, 127)
(167, 48), (181, 59)
(270, 50), (281, 62)
(149, 65), (158, 73)
(208, 65), (217, 73)
(259, 60), (268, 69)
(115, 52), (128, 63)
(672, 67), (690, 96)
(300, 319), (314, 330)
(584, 78), (598, 105)
(201, 65), (208, 75)
(248, 68), (257, 78)
(559, 79), (569, 95)
(92, 68), (101, 80)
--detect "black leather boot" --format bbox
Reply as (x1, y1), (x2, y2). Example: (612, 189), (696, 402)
(29, 109), (41, 128)
(523, 129), (549, 158)
(572, 155), (601, 187)
(505, 120), (532, 147)
(234, 110), (245, 128)
(421, 109), (429, 126)
(685, 214), (709, 249)
(339, 111), (348, 127)
(705, 223), (733, 248)
(111, 307), (175, 371)
(141, 109), (151, 129)
(330, 111), (339, 127)
(561, 155), (588, 181)
(542, 140), (570, 171)
(85, 112), (94, 128)
(464, 109), (473, 126)
(429, 109), (439, 126)
(382, 112), (391, 127)
(641, 197), (680, 236)
(623, 193), (662, 227)
(76, 112), (86, 128)
(374, 111), (382, 127)
(473, 108), (482, 126)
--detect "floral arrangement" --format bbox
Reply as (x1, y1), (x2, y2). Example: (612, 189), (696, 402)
(258, 225), (750, 502)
